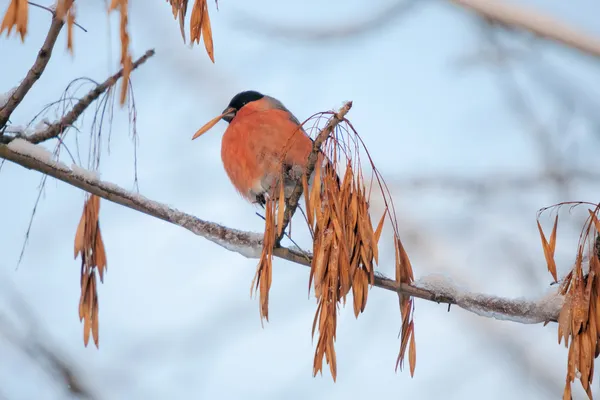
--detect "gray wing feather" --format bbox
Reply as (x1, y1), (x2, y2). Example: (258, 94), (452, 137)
(264, 95), (307, 135)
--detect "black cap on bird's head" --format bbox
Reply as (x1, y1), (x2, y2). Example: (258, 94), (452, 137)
(191, 89), (297, 141)
(191, 90), (267, 140)
(221, 90), (264, 123)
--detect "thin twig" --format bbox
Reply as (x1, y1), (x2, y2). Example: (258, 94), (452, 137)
(0, 141), (563, 324)
(0, 50), (156, 145)
(0, 15), (64, 129)
(275, 101), (353, 244)
(28, 1), (88, 32)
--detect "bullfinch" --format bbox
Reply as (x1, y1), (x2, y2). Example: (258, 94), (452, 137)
(192, 90), (322, 206)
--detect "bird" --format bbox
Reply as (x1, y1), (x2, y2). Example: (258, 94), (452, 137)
(192, 90), (320, 207)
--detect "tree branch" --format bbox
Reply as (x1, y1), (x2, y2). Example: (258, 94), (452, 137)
(0, 139), (564, 324)
(0, 15), (64, 129)
(276, 101), (353, 244)
(0, 288), (97, 399)
(0, 139), (264, 258)
(452, 0), (600, 58)
(0, 49), (156, 145)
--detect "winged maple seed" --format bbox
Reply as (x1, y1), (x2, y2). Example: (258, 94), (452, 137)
(251, 196), (277, 324)
(166, 0), (215, 62)
(190, 0), (215, 62)
(395, 237), (416, 376)
(538, 203), (600, 399)
(537, 214), (559, 283)
(250, 110), (417, 381)
(55, 0), (77, 54)
(0, 0), (28, 41)
(109, 0), (133, 105)
(74, 194), (107, 348)
(55, 0), (74, 18)
(166, 0), (188, 42)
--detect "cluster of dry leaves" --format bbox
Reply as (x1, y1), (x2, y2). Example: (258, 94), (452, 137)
(73, 194), (107, 348)
(250, 112), (416, 381)
(538, 203), (600, 399)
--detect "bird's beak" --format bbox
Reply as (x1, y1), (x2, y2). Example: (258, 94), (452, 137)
(221, 107), (236, 123)
(191, 107), (236, 140)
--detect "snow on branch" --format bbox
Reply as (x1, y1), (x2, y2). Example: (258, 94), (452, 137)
(0, 138), (565, 324)
(414, 274), (564, 324)
(1, 138), (264, 258)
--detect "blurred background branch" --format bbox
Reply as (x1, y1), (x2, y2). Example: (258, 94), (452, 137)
(0, 279), (96, 399)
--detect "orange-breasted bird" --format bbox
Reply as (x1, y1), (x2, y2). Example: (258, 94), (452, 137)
(192, 90), (319, 206)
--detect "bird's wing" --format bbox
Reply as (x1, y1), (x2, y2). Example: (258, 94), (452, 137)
(263, 95), (306, 131)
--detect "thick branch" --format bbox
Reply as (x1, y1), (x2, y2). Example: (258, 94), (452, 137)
(276, 101), (353, 244)
(0, 140), (563, 324)
(0, 49), (156, 145)
(452, 0), (600, 58)
(0, 139), (263, 258)
(0, 15), (64, 129)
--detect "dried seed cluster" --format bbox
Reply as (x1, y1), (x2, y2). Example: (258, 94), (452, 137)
(167, 0), (215, 62)
(539, 205), (600, 399)
(74, 194), (107, 348)
(251, 110), (416, 381)
(306, 155), (382, 381)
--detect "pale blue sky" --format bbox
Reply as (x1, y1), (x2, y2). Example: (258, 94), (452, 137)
(2, 0), (600, 399)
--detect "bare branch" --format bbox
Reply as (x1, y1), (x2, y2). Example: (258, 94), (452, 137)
(451, 0), (600, 58)
(0, 139), (564, 324)
(0, 15), (64, 129)
(0, 49), (156, 146)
